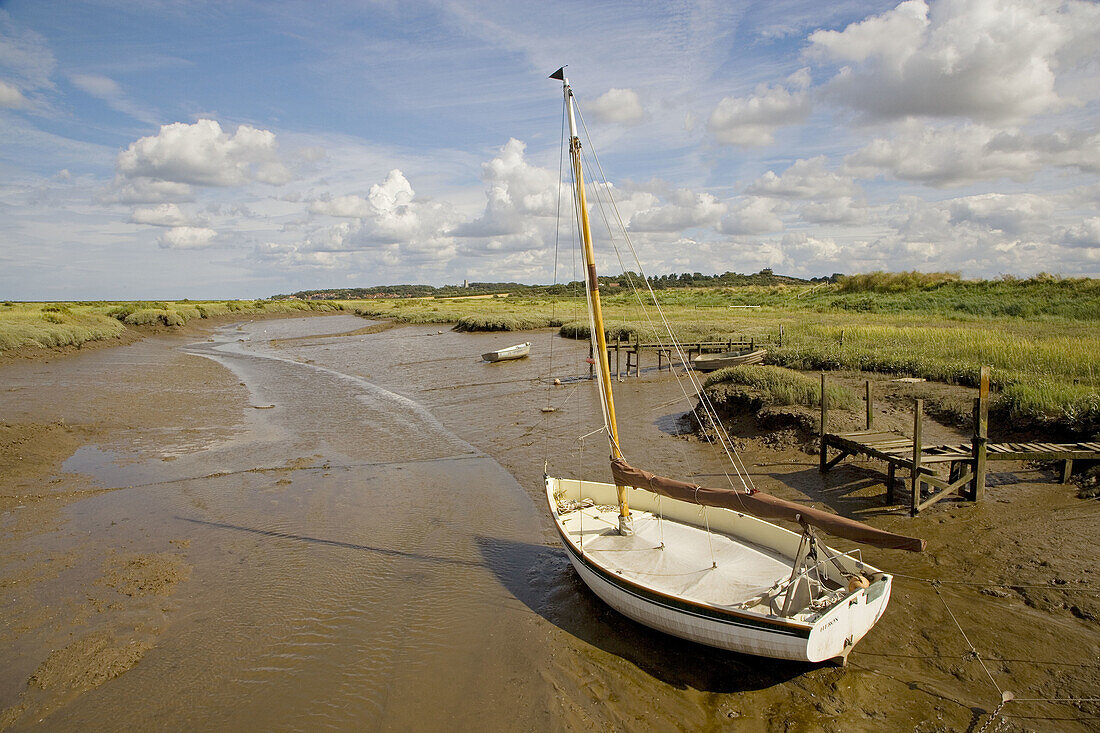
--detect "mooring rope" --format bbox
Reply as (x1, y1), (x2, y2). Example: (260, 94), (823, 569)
(926, 578), (1100, 729)
(927, 582), (1018, 732)
(893, 571), (1100, 593)
(933, 583), (1003, 695)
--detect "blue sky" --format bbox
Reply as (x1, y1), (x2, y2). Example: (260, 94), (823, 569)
(1, 0), (1097, 299)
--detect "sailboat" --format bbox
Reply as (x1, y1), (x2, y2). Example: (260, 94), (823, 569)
(544, 68), (925, 664)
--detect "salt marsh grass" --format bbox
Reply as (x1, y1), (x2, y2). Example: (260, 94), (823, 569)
(6, 278), (1096, 431)
(703, 365), (858, 411)
(0, 300), (343, 352)
(0, 305), (126, 350)
(351, 296), (565, 330)
(344, 278), (1099, 431)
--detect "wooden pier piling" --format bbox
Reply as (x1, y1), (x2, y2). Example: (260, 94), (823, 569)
(600, 332), (778, 378)
(818, 365), (1098, 516)
(865, 380), (873, 431)
(819, 372), (828, 474)
(910, 399), (923, 516)
(971, 366), (989, 502)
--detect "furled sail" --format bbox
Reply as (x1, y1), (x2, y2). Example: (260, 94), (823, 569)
(610, 459), (926, 552)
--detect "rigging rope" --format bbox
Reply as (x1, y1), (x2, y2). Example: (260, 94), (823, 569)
(544, 94), (567, 417)
(573, 100), (758, 501)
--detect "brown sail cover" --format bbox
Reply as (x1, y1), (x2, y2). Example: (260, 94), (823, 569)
(610, 459), (925, 552)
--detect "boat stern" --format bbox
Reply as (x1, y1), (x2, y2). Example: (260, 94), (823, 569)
(805, 573), (893, 663)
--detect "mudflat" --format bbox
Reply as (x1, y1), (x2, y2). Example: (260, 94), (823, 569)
(1, 315), (1097, 731)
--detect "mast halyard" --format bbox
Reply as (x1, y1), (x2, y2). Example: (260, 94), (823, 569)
(555, 68), (633, 535)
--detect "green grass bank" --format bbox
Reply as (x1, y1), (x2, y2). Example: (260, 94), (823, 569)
(0, 299), (344, 353)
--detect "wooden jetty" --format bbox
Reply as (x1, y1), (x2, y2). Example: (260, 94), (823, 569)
(595, 329), (781, 379)
(819, 367), (1100, 515)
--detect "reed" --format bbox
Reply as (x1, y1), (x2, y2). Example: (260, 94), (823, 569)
(347, 286), (1099, 430)
(453, 314), (561, 331)
(0, 300), (345, 353)
(703, 365), (859, 411)
(0, 307), (127, 350)
(835, 271), (961, 292)
(350, 296), (566, 330)
(7, 279), (1097, 431)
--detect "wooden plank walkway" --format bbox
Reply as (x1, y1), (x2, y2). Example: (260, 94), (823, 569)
(818, 368), (1100, 515)
(827, 433), (1100, 465)
(600, 337), (771, 378)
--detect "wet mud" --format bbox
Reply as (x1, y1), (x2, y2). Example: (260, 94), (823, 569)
(1, 315), (1097, 731)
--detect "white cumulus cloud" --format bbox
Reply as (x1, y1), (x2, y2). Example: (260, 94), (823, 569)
(117, 119), (292, 189)
(129, 203), (191, 227)
(707, 68), (811, 147)
(628, 188), (726, 232)
(1059, 217), (1100, 247)
(809, 0), (1100, 123)
(158, 226), (217, 249)
(746, 157), (862, 200)
(452, 138), (558, 238)
(946, 193), (1056, 235)
(304, 169), (456, 252)
(0, 78), (26, 107)
(588, 88), (644, 125)
(308, 194), (372, 219)
(719, 197), (787, 235)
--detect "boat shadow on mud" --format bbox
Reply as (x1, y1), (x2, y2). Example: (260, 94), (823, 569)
(475, 535), (811, 693)
(176, 517), (484, 568)
(172, 517), (811, 691)
(757, 463), (913, 519)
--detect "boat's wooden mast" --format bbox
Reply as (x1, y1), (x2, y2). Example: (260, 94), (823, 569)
(560, 72), (633, 534)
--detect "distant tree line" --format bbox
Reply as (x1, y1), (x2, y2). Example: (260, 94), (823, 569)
(272, 269), (832, 300)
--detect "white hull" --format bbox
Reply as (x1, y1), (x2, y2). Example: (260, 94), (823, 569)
(691, 348), (767, 372)
(547, 476), (892, 663)
(482, 342), (530, 362)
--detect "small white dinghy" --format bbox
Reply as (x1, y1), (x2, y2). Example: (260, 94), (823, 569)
(482, 341), (530, 362)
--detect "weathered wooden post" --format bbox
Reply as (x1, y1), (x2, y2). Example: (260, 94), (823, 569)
(778, 325), (784, 348)
(911, 399), (923, 516)
(634, 335), (641, 377)
(615, 338), (621, 379)
(819, 372), (829, 473)
(971, 365), (989, 502)
(588, 344), (594, 380)
(886, 463), (897, 505)
(1062, 458), (1074, 484)
(865, 380), (873, 431)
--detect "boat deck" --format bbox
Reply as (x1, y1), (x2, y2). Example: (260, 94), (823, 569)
(558, 504), (794, 613)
